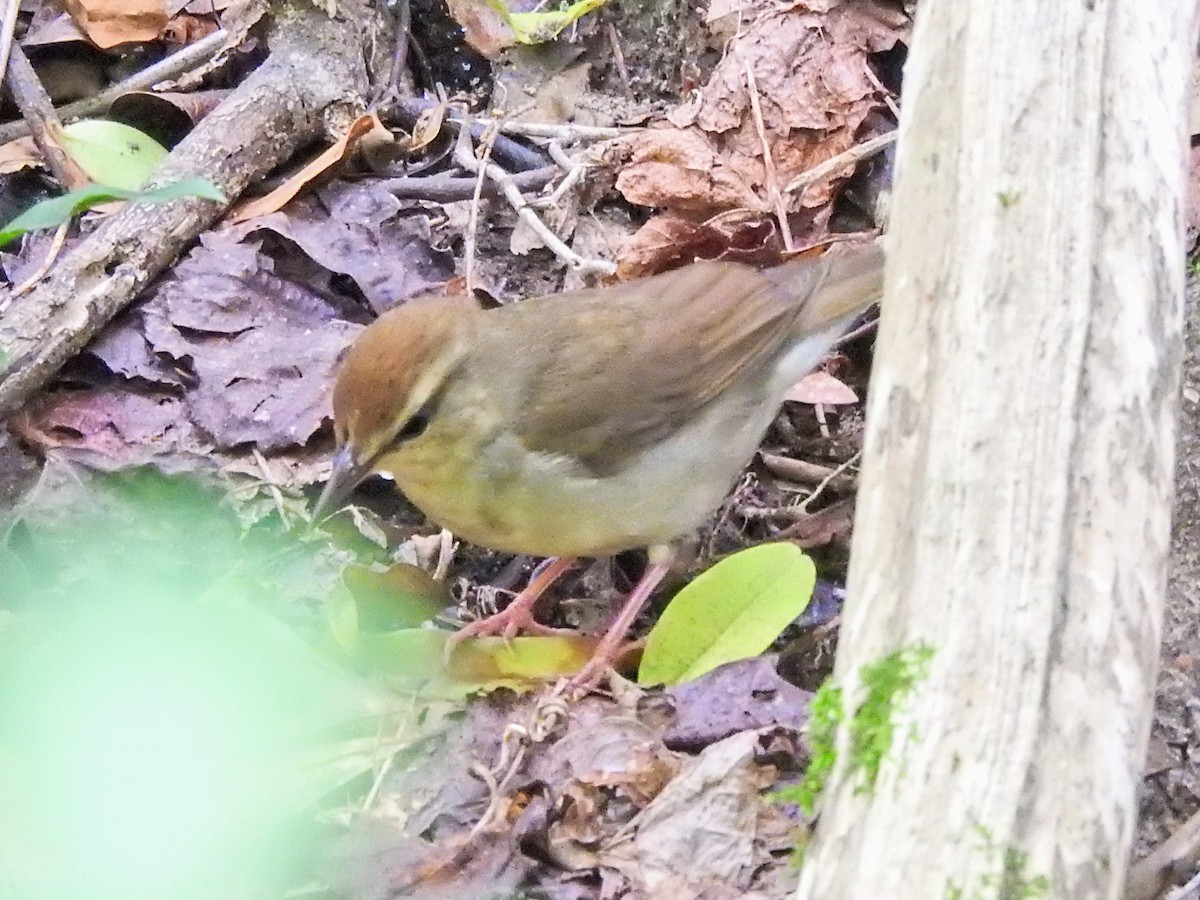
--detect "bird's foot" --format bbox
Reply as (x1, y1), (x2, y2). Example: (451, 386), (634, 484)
(446, 556), (578, 651)
(448, 599), (576, 645)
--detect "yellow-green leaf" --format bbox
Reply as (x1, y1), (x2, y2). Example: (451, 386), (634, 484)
(355, 629), (594, 699)
(486, 0), (606, 44)
(61, 120), (167, 190)
(638, 542), (816, 685)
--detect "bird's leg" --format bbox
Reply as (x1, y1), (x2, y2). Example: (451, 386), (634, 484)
(449, 556), (578, 644)
(566, 545), (675, 693)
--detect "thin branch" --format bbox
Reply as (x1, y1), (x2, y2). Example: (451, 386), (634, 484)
(783, 130), (898, 196)
(452, 125), (616, 276)
(3, 44), (90, 189)
(376, 165), (558, 201)
(0, 28), (234, 144)
(743, 56), (792, 251)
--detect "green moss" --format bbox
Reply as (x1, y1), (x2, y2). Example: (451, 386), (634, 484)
(777, 644), (934, 817)
(783, 681), (844, 816)
(849, 644), (934, 793)
(945, 826), (1050, 899)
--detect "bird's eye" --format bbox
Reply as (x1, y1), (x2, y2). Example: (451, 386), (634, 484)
(395, 412), (430, 443)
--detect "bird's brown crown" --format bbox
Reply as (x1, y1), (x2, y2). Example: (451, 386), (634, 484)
(332, 293), (475, 461)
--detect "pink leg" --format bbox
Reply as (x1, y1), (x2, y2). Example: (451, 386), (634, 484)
(567, 547), (675, 693)
(448, 556), (578, 645)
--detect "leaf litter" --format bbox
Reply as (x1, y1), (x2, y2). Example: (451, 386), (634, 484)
(0, 0), (909, 897)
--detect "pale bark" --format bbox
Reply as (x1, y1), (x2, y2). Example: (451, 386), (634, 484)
(795, 2), (1194, 898)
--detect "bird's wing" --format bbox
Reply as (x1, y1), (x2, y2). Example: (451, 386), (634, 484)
(484, 254), (853, 477)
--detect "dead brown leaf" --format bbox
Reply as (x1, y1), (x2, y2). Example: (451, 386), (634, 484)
(615, 214), (783, 279)
(599, 730), (765, 895)
(61, 0), (167, 48)
(232, 183), (453, 315)
(616, 0), (906, 225)
(227, 114), (379, 223)
(615, 127), (765, 215)
(445, 0), (516, 57)
(663, 657), (811, 752)
(135, 230), (363, 451)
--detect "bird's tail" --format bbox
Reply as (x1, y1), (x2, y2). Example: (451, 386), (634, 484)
(768, 239), (886, 338)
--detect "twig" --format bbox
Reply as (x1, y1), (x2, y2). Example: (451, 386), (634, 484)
(432, 528), (456, 581)
(466, 693), (568, 838)
(453, 124), (616, 275)
(0, 29), (235, 144)
(251, 448), (291, 528)
(529, 142), (585, 209)
(1127, 806), (1200, 900)
(741, 451), (862, 522)
(384, 96), (551, 171)
(783, 130), (898, 197)
(833, 314), (879, 348)
(605, 22), (632, 94)
(8, 222), (71, 302)
(743, 57), (792, 251)
(1167, 867), (1200, 899)
(799, 450), (861, 512)
(377, 165), (558, 202)
(864, 65), (900, 119)
(457, 118), (635, 142)
(4, 45), (90, 189)
(384, 0), (412, 98)
(361, 693), (418, 812)
(759, 452), (857, 492)
(460, 113), (498, 294)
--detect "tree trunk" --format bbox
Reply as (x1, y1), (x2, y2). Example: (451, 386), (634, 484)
(795, 2), (1194, 898)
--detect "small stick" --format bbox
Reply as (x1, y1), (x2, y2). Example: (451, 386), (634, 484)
(0, 29), (235, 144)
(377, 165), (558, 202)
(4, 45), (90, 189)
(252, 448), (292, 528)
(457, 118), (635, 142)
(743, 57), (792, 250)
(1126, 806), (1200, 900)
(460, 114), (498, 295)
(799, 450), (861, 513)
(760, 452), (857, 492)
(7, 222), (71, 303)
(0, 0), (19, 90)
(453, 124), (616, 275)
(784, 130), (898, 197)
(384, 0), (412, 97)
(605, 22), (632, 94)
(432, 528), (456, 581)
(529, 142), (585, 208)
(864, 65), (900, 119)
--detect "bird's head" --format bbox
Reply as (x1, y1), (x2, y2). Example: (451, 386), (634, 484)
(314, 293), (475, 519)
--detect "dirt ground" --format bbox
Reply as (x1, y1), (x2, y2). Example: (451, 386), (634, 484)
(1137, 274), (1200, 857)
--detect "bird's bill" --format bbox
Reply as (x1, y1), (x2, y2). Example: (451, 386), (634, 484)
(313, 446), (373, 521)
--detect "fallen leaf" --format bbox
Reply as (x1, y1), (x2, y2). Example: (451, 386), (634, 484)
(231, 183), (453, 314)
(62, 0), (167, 48)
(639, 543), (816, 686)
(663, 656), (811, 751)
(227, 113), (378, 223)
(600, 730), (764, 893)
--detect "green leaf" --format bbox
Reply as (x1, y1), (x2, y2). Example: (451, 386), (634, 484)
(487, 0), (607, 43)
(638, 542), (816, 685)
(60, 119), (167, 189)
(0, 178), (225, 246)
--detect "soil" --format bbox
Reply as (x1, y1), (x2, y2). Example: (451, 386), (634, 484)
(1136, 274), (1200, 858)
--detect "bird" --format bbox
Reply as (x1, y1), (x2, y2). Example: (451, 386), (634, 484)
(315, 239), (885, 689)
